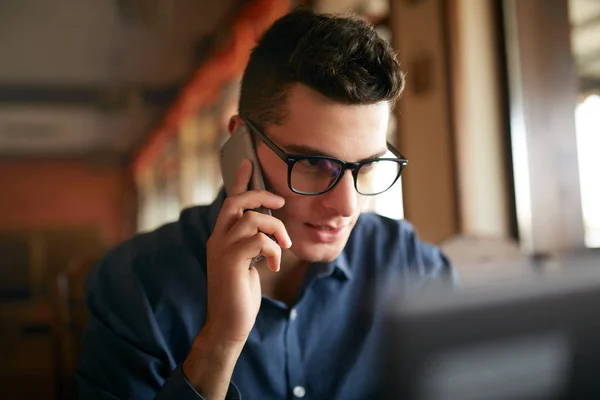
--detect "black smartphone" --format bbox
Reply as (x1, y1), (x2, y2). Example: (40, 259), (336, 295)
(219, 123), (272, 216)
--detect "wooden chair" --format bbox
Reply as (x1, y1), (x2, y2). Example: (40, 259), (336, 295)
(52, 249), (104, 400)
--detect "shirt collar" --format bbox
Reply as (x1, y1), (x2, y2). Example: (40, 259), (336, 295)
(329, 250), (353, 280)
(206, 188), (354, 281)
(307, 246), (353, 281)
(207, 188), (227, 233)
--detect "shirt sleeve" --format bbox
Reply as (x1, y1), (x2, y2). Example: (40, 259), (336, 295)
(397, 219), (460, 290)
(416, 238), (460, 288)
(156, 366), (241, 400)
(76, 248), (242, 400)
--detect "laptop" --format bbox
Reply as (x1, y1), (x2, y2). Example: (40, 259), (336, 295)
(383, 258), (600, 400)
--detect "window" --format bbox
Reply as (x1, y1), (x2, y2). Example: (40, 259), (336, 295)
(575, 94), (600, 247)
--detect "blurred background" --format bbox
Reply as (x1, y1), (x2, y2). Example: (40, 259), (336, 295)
(0, 0), (598, 398)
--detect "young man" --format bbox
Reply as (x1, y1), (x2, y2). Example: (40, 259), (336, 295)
(78, 9), (455, 400)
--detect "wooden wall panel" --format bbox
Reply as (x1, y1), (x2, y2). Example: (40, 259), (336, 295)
(504, 0), (585, 253)
(391, 0), (459, 243)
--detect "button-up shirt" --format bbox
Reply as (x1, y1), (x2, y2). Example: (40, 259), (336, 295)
(78, 190), (455, 399)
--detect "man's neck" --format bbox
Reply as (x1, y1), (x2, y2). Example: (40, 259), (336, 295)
(257, 249), (309, 307)
(279, 248), (306, 270)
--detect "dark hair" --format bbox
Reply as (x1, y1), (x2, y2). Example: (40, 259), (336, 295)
(238, 9), (405, 126)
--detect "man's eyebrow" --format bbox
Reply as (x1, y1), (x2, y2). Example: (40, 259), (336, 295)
(284, 144), (389, 162)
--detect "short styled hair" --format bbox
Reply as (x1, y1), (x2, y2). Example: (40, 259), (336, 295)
(238, 9), (405, 126)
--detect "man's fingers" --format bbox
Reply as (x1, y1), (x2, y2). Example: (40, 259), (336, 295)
(228, 211), (292, 249)
(230, 159), (253, 196)
(238, 233), (282, 272)
(214, 191), (285, 234)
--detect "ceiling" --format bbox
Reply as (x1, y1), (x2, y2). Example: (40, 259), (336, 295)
(569, 0), (600, 93)
(1, 0), (596, 161)
(0, 0), (238, 161)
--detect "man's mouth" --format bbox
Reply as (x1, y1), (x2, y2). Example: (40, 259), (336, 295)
(305, 223), (345, 243)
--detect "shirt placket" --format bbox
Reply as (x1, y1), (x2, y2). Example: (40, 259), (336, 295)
(285, 304), (307, 399)
(281, 263), (337, 400)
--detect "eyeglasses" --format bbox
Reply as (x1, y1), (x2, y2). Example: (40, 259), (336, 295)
(242, 117), (408, 196)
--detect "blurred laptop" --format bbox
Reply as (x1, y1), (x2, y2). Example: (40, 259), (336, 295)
(383, 255), (600, 400)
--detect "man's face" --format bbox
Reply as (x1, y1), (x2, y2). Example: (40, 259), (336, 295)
(233, 84), (391, 263)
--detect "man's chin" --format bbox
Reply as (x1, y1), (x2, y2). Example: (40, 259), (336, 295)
(290, 241), (346, 264)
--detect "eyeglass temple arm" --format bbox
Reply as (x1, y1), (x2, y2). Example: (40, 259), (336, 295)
(387, 141), (408, 163)
(242, 118), (289, 161)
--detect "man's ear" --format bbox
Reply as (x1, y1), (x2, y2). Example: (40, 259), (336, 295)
(228, 115), (244, 136)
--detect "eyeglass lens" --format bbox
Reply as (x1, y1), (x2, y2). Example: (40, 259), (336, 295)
(290, 157), (401, 195)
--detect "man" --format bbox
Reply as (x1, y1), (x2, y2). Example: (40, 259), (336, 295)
(78, 9), (455, 400)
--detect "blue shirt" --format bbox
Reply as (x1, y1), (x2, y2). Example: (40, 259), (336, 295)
(78, 190), (455, 399)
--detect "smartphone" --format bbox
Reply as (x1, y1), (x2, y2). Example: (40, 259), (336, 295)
(219, 123), (272, 216)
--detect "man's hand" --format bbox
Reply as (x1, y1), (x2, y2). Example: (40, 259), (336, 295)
(183, 159), (291, 399)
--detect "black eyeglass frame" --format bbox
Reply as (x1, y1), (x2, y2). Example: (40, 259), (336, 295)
(242, 117), (409, 196)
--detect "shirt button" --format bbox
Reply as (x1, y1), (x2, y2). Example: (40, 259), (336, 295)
(290, 308), (298, 321)
(293, 385), (306, 398)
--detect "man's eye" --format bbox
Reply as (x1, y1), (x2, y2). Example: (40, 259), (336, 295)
(297, 159), (340, 174)
(360, 162), (376, 173)
(301, 159), (329, 168)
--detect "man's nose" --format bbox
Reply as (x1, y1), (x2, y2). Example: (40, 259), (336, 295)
(320, 170), (358, 217)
